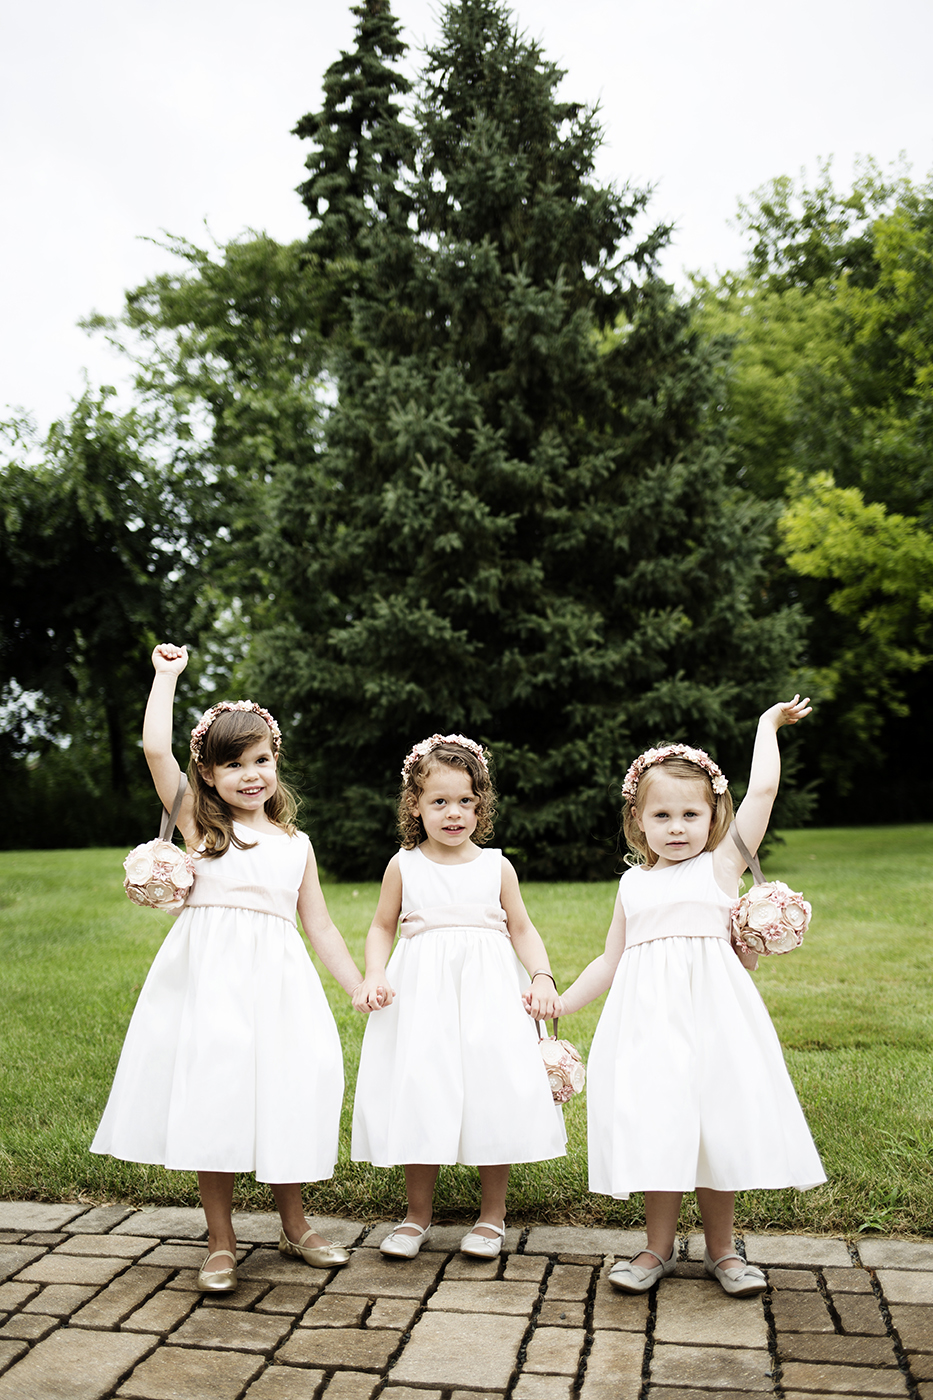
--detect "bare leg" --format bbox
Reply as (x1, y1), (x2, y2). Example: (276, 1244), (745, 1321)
(631, 1190), (682, 1268)
(473, 1164), (510, 1238)
(696, 1187), (741, 1268)
(391, 1164), (439, 1237)
(198, 1171), (237, 1257)
(272, 1183), (332, 1249)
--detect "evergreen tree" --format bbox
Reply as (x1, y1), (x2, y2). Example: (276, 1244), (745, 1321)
(293, 0), (416, 331)
(258, 0), (805, 878)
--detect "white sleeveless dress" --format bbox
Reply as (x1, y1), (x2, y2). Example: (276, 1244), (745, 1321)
(586, 851), (825, 1199)
(351, 846), (567, 1167)
(92, 823), (344, 1183)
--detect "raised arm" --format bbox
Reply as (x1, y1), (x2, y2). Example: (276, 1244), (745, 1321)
(353, 857), (403, 1013)
(500, 858), (561, 1020)
(557, 888), (627, 1017)
(143, 643), (197, 844)
(717, 696), (811, 886)
(296, 846), (364, 998)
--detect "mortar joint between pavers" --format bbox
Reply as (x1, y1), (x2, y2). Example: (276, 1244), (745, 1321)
(502, 1253), (556, 1400)
(866, 1267), (924, 1400)
(635, 1268), (658, 1400)
(760, 1276), (785, 1397)
(813, 1267), (846, 1334)
(569, 1251), (601, 1395)
(516, 1227), (530, 1256)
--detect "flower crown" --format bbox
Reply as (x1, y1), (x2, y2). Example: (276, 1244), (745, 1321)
(190, 701), (282, 762)
(622, 743), (728, 804)
(401, 733), (489, 779)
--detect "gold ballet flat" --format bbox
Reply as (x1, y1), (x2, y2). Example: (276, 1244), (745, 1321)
(197, 1248), (238, 1292)
(278, 1228), (350, 1269)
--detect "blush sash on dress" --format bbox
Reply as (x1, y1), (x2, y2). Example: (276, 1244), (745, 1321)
(398, 903), (510, 939)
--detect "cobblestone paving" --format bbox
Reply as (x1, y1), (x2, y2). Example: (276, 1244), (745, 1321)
(0, 1202), (931, 1398)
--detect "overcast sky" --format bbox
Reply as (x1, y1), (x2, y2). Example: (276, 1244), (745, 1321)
(3, 0), (931, 433)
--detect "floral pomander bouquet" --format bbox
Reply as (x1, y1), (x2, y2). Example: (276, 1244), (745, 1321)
(730, 880), (811, 957)
(124, 840), (195, 912)
(538, 1031), (586, 1103)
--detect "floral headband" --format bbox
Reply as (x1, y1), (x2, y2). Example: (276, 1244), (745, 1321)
(622, 743), (728, 804)
(190, 701), (282, 762)
(401, 733), (489, 779)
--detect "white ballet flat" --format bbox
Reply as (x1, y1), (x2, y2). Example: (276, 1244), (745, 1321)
(608, 1246), (678, 1293)
(460, 1221), (505, 1258)
(704, 1248), (767, 1296)
(380, 1222), (431, 1258)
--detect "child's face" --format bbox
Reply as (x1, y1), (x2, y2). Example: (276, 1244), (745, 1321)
(636, 771), (712, 866)
(412, 763), (478, 852)
(202, 737), (278, 820)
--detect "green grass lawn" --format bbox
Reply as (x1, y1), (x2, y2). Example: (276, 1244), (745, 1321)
(1, 826), (931, 1236)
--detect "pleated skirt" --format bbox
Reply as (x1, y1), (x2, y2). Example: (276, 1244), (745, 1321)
(586, 936), (825, 1199)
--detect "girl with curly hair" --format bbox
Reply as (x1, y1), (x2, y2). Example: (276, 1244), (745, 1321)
(351, 734), (566, 1259)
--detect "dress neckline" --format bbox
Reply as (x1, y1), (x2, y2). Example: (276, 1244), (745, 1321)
(414, 843), (487, 868)
(232, 819), (290, 838)
(633, 851), (708, 874)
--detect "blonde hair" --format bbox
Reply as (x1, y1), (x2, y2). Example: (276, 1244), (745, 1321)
(398, 743), (497, 849)
(188, 708), (298, 859)
(622, 755), (734, 868)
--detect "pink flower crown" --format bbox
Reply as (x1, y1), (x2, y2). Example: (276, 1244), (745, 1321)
(190, 701), (282, 762)
(401, 733), (489, 779)
(622, 743), (728, 804)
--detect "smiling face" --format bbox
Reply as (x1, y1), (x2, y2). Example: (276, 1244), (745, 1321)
(411, 762), (479, 856)
(635, 769), (713, 867)
(201, 735), (278, 822)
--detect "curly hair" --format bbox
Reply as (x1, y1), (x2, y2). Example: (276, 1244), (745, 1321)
(398, 742), (497, 849)
(188, 708), (299, 859)
(621, 754), (734, 868)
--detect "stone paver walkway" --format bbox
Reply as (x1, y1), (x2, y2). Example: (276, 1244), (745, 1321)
(1, 1202), (932, 1399)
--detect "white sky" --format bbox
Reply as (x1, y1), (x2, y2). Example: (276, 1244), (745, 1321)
(3, 0), (931, 433)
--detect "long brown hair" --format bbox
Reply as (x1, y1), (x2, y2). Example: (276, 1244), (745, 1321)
(621, 756), (734, 868)
(398, 743), (497, 849)
(188, 709), (299, 859)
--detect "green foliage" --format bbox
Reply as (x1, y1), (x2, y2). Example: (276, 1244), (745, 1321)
(0, 395), (200, 845)
(88, 233), (330, 621)
(258, 0), (806, 879)
(695, 160), (933, 817)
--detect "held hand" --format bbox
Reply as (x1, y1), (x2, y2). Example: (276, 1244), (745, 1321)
(152, 643), (189, 675)
(764, 695), (811, 730)
(523, 979), (561, 1021)
(353, 976), (395, 1015)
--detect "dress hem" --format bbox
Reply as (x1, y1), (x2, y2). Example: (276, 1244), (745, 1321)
(89, 1146), (336, 1184)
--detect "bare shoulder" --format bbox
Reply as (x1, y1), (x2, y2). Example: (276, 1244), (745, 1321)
(499, 854), (521, 891)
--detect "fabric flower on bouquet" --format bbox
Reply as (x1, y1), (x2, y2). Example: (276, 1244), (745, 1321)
(124, 839), (195, 912)
(539, 1036), (586, 1103)
(730, 880), (811, 956)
